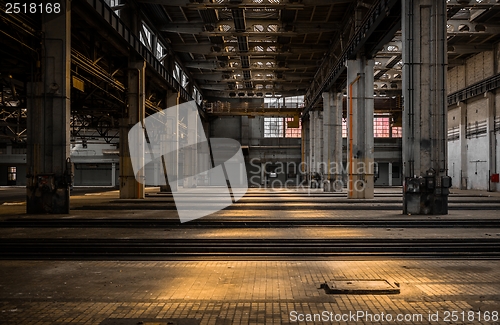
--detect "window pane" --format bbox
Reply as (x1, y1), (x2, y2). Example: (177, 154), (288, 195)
(392, 126), (402, 138)
(374, 117), (390, 137)
(284, 118), (301, 138)
(264, 117), (283, 138)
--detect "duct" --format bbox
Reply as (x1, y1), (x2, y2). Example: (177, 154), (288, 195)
(240, 56), (250, 68)
(199, 9), (219, 24)
(232, 9), (246, 32)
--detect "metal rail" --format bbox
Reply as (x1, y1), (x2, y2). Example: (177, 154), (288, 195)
(3, 218), (500, 228)
(70, 203), (500, 211)
(1, 238), (499, 259)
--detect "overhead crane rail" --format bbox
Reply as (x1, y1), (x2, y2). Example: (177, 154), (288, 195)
(447, 72), (500, 106)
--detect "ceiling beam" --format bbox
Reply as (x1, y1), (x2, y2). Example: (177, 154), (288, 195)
(448, 44), (493, 54)
(138, 0), (354, 6)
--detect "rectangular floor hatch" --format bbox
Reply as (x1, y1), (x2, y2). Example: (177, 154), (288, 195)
(320, 279), (400, 294)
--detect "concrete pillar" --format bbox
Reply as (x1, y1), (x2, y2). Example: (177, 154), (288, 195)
(160, 91), (180, 192)
(119, 60), (146, 199)
(322, 91), (343, 192)
(241, 116), (250, 146)
(402, 0), (450, 214)
(198, 121), (211, 186)
(111, 162), (116, 187)
(459, 102), (468, 189)
(322, 94), (330, 187)
(487, 92), (497, 191)
(301, 118), (310, 186)
(26, 0), (71, 213)
(184, 106), (198, 188)
(315, 110), (324, 188)
(309, 111), (315, 179)
(388, 162), (393, 187)
(261, 162), (266, 186)
(346, 57), (375, 199)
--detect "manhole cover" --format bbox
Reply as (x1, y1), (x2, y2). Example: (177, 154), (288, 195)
(99, 319), (201, 325)
(320, 279), (400, 294)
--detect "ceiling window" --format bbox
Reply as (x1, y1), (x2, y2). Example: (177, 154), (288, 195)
(139, 23), (153, 50)
(267, 24), (279, 32)
(253, 25), (265, 32)
(156, 43), (165, 60)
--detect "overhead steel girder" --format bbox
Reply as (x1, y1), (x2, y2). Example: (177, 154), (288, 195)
(198, 31), (310, 37)
(373, 56), (402, 68)
(447, 20), (500, 34)
(199, 83), (310, 91)
(447, 0), (500, 8)
(137, 0), (354, 8)
(198, 84), (228, 91)
(203, 90), (306, 98)
(172, 43), (327, 53)
(184, 60), (319, 70)
(192, 72), (314, 80)
(184, 61), (219, 69)
(171, 41), (330, 49)
(374, 80), (401, 89)
(448, 44), (494, 54)
(374, 69), (402, 79)
(201, 79), (311, 86)
(205, 102), (302, 116)
(177, 48), (326, 56)
(160, 22), (341, 34)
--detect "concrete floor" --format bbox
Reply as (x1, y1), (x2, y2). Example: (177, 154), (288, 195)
(1, 187), (500, 324)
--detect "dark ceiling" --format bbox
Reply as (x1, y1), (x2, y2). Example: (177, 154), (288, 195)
(138, 0), (362, 100)
(136, 0), (500, 105)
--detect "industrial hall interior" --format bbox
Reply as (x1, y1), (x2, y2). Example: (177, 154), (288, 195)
(2, 0), (500, 324)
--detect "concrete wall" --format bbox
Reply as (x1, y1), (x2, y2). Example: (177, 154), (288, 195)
(74, 163), (114, 186)
(0, 164), (26, 186)
(496, 133), (500, 192)
(376, 163), (389, 186)
(373, 162), (402, 187)
(467, 136), (489, 190)
(211, 116), (242, 140)
(210, 115), (302, 187)
(447, 46), (500, 191)
(447, 139), (461, 188)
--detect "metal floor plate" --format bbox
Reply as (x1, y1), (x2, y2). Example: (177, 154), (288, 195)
(99, 319), (201, 325)
(320, 279), (400, 294)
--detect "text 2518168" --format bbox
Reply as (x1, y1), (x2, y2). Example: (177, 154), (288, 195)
(5, 3), (61, 14)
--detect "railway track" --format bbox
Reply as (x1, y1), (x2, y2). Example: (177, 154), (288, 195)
(71, 204), (500, 211)
(2, 218), (500, 228)
(1, 238), (499, 259)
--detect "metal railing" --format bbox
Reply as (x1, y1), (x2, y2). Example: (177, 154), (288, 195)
(447, 73), (500, 106)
